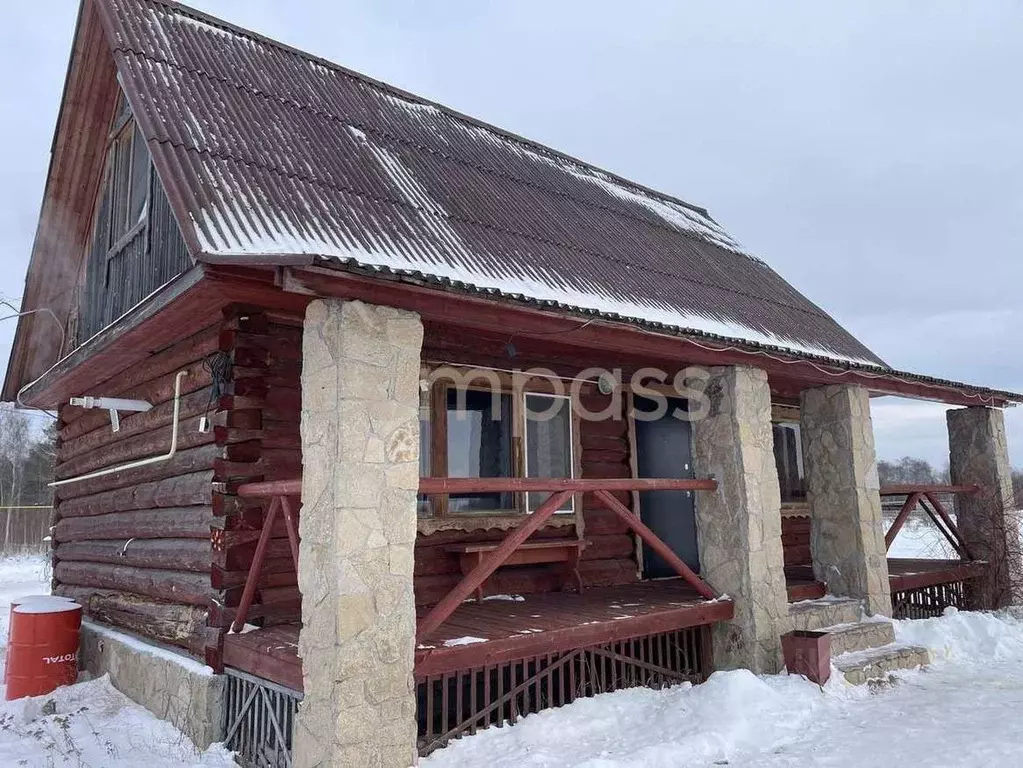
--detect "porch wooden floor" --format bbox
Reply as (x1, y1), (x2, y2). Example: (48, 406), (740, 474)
(414, 579), (733, 677)
(223, 579), (733, 691)
(222, 559), (985, 692)
(888, 558), (987, 592)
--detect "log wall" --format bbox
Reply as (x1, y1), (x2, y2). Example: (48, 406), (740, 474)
(781, 515), (812, 569)
(209, 310), (303, 646)
(52, 306), (303, 665)
(53, 321), (223, 658)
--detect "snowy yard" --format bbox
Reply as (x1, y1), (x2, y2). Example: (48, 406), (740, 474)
(424, 607), (1023, 767)
(0, 555), (234, 767)
(4, 539), (1023, 767)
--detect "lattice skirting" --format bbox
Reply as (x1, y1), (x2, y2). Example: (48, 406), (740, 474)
(416, 625), (712, 756)
(892, 580), (968, 619)
(224, 668), (303, 768)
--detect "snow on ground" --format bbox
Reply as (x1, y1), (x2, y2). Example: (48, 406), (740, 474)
(0, 555), (234, 767)
(424, 609), (1023, 767)
(887, 517), (957, 559)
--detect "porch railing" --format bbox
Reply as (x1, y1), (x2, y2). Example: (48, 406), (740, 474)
(415, 477), (719, 643)
(880, 484), (978, 559)
(229, 476), (720, 640)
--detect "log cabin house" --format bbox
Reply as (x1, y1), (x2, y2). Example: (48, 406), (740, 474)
(5, 0), (1022, 765)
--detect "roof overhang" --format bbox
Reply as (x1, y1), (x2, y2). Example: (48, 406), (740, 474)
(14, 265), (309, 408)
(282, 262), (1023, 409)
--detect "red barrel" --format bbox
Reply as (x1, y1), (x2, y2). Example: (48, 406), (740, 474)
(5, 597), (82, 700)
(4, 595), (75, 684)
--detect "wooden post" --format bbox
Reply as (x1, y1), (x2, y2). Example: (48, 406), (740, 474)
(593, 489), (717, 600)
(884, 492), (921, 551)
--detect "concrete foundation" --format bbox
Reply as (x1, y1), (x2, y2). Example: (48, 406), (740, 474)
(801, 384), (891, 616)
(78, 620), (225, 748)
(295, 299), (423, 768)
(693, 365), (789, 673)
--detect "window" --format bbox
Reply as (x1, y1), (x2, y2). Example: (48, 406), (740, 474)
(99, 96), (152, 262)
(772, 420), (806, 504)
(524, 394), (573, 511)
(418, 375), (577, 520)
(447, 389), (514, 512)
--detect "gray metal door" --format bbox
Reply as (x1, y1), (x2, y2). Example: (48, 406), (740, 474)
(634, 395), (699, 578)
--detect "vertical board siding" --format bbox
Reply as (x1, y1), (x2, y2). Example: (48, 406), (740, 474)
(78, 159), (192, 343)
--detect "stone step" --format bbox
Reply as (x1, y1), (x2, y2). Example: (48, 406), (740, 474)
(788, 597), (863, 632)
(821, 620), (896, 656)
(834, 644), (931, 685)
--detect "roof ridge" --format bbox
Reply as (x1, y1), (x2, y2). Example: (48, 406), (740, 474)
(142, 0), (718, 221)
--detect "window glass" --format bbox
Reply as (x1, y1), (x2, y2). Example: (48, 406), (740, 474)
(128, 128), (150, 225)
(447, 389), (513, 512)
(525, 394), (573, 511)
(108, 133), (131, 246)
(417, 386), (431, 515)
(772, 421), (806, 503)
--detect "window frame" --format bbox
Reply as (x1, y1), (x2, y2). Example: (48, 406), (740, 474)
(418, 366), (582, 531)
(101, 97), (152, 286)
(771, 403), (809, 515)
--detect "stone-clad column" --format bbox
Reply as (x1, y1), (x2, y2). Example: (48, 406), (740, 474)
(800, 385), (892, 616)
(295, 299), (422, 768)
(947, 406), (1022, 609)
(693, 366), (789, 673)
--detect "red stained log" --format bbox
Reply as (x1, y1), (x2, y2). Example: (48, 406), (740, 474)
(58, 471), (213, 517)
(55, 444), (222, 501)
(55, 585), (211, 656)
(59, 325), (220, 442)
(55, 561), (215, 605)
(59, 386), (215, 462)
(56, 415), (217, 480)
(56, 538), (212, 572)
(214, 536), (294, 570)
(55, 506), (213, 542)
(211, 560), (295, 589)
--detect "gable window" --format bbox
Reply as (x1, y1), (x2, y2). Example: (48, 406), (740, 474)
(772, 405), (806, 506)
(419, 372), (577, 521)
(105, 100), (151, 252)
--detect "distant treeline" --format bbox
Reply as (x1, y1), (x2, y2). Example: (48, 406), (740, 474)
(878, 455), (1023, 508)
(0, 404), (55, 554)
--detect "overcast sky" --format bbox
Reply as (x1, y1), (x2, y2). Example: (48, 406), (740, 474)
(2, 1), (1021, 468)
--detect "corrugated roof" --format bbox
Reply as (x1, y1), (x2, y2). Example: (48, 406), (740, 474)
(97, 0), (886, 367)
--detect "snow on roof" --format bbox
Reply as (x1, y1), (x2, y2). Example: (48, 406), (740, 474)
(101, 0), (887, 367)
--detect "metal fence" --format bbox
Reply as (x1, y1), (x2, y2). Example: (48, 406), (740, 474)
(224, 667), (302, 768)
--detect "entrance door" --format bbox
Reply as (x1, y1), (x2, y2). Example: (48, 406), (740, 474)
(633, 395), (699, 578)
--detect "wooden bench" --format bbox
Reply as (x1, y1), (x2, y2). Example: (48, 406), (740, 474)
(446, 538), (589, 602)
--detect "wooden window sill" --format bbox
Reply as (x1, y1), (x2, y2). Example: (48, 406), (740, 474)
(780, 502), (811, 518)
(417, 513), (577, 536)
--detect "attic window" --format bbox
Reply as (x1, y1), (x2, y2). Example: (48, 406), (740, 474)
(104, 95), (151, 253)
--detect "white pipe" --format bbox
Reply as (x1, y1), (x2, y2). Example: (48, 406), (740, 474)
(68, 396), (152, 412)
(50, 371), (188, 488)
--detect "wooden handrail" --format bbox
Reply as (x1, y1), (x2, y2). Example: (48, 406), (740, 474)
(238, 477), (719, 498)
(880, 484), (978, 496)
(232, 475), (723, 642)
(416, 490), (575, 643)
(884, 489), (973, 561)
